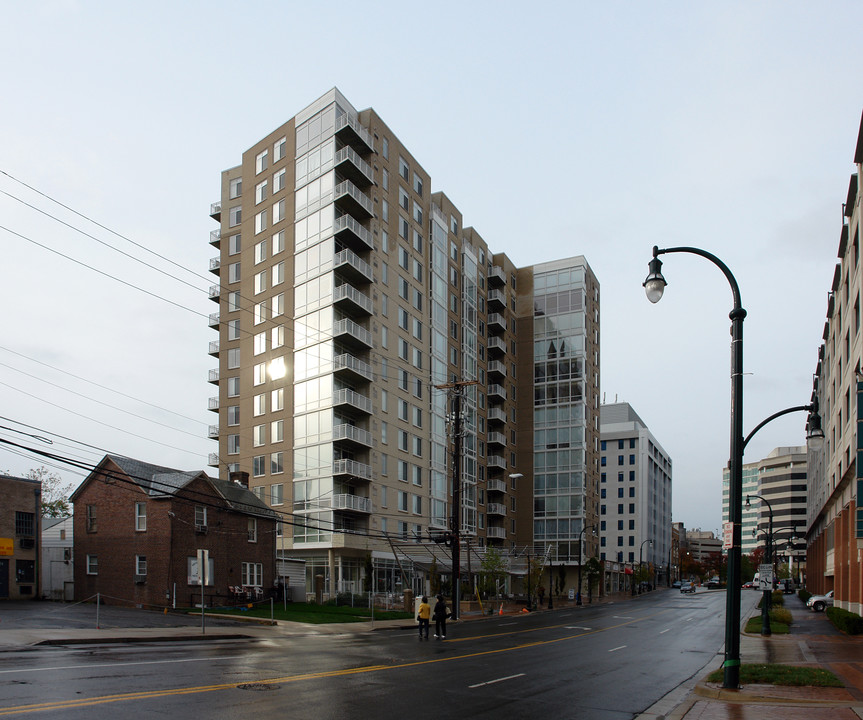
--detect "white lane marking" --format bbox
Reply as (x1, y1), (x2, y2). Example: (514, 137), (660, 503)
(565, 626), (592, 630)
(469, 673), (526, 688)
(660, 628), (670, 634)
(499, 622), (517, 626)
(613, 615), (634, 619)
(0, 655), (247, 675)
(608, 645), (627, 653)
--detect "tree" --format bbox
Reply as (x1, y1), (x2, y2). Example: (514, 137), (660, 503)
(478, 546), (507, 598)
(28, 467), (74, 517)
(585, 556), (602, 600)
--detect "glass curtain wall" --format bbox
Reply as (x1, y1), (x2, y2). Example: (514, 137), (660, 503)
(532, 265), (588, 561)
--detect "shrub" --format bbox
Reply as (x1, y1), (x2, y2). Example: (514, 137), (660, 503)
(756, 591), (784, 609)
(826, 606), (863, 635)
(798, 589), (812, 603)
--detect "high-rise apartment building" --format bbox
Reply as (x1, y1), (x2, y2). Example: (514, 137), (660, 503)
(599, 402), (672, 588)
(207, 89), (600, 596)
(722, 447), (807, 560)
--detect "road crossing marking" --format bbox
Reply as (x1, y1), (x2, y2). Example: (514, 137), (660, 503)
(469, 673), (526, 688)
(608, 645), (627, 652)
(659, 629), (671, 634)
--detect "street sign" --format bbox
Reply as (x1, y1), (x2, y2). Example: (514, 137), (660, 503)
(722, 521), (734, 550)
(758, 564), (773, 591)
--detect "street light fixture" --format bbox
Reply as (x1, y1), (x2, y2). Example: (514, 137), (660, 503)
(644, 245), (746, 690)
(634, 539), (652, 595)
(746, 494), (774, 636)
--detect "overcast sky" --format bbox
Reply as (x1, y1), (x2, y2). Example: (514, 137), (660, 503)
(2, 1), (860, 534)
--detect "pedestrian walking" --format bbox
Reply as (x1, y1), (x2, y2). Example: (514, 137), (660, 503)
(433, 594), (448, 639)
(417, 595), (431, 639)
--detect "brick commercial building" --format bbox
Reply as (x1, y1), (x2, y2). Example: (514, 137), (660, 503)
(0, 474), (41, 600)
(71, 455), (277, 608)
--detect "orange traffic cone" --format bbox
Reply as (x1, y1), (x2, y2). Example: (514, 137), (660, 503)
(499, 604), (504, 615)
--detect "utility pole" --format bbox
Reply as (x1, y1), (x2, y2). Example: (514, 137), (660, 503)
(435, 379), (478, 622)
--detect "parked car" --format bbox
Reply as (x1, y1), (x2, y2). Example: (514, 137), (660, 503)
(806, 590), (834, 612)
(705, 578), (722, 589)
(672, 580), (682, 589)
(742, 581), (755, 589)
(680, 581), (696, 594)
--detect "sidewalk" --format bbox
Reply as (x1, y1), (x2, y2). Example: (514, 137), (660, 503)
(646, 592), (863, 720)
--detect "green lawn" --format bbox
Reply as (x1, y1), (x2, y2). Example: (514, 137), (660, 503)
(707, 664), (842, 687)
(187, 602), (414, 624)
(744, 607), (792, 634)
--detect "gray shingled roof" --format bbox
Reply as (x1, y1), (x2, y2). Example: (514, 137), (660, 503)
(100, 455), (277, 520)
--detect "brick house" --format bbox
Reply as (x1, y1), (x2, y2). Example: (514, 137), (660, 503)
(0, 474), (42, 600)
(71, 455), (277, 608)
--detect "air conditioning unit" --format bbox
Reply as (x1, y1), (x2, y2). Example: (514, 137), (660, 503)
(195, 524), (208, 534)
(135, 575), (147, 584)
(19, 538), (35, 549)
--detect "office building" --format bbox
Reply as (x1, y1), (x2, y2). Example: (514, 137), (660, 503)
(599, 402), (672, 588)
(207, 88), (600, 597)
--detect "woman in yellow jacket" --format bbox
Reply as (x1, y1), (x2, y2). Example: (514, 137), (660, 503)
(417, 596), (431, 639)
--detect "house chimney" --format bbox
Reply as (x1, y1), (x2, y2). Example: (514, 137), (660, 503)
(230, 471), (249, 489)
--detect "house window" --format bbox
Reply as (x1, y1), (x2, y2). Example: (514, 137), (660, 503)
(86, 555), (98, 575)
(248, 518), (258, 542)
(135, 503), (146, 532)
(195, 506), (207, 527)
(241, 562), (263, 586)
(253, 455), (266, 477)
(271, 452), (283, 475)
(136, 555), (147, 576)
(86, 505), (97, 532)
(271, 483), (283, 505)
(15, 512), (34, 536)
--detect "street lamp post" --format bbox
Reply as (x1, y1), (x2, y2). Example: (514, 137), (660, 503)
(547, 550), (554, 610)
(637, 539), (652, 594)
(644, 245), (745, 689)
(746, 494), (774, 636)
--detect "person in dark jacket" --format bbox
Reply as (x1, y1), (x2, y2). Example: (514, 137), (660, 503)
(433, 594), (448, 639)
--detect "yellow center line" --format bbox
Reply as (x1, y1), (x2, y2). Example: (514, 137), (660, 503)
(0, 609), (672, 716)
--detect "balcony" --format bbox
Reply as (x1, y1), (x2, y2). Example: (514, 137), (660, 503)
(208, 368), (219, 384)
(208, 396), (219, 412)
(334, 179), (374, 219)
(488, 337), (506, 355)
(331, 493), (372, 514)
(488, 408), (506, 424)
(209, 201), (221, 221)
(333, 458), (373, 481)
(487, 431), (506, 447)
(334, 248), (374, 284)
(208, 312), (220, 329)
(488, 266), (506, 286)
(209, 257), (221, 276)
(335, 112), (374, 154)
(208, 425), (219, 439)
(487, 313), (505, 333)
(487, 527), (506, 540)
(333, 353), (374, 383)
(334, 318), (373, 349)
(487, 360), (506, 379)
(208, 340), (220, 357)
(488, 455), (506, 470)
(488, 288), (505, 310)
(333, 213), (374, 252)
(487, 478), (507, 494)
(333, 388), (373, 414)
(334, 283), (373, 315)
(335, 145), (374, 187)
(208, 453), (219, 467)
(209, 228), (221, 247)
(333, 423), (373, 448)
(487, 503), (506, 517)
(209, 284), (220, 302)
(488, 384), (507, 401)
